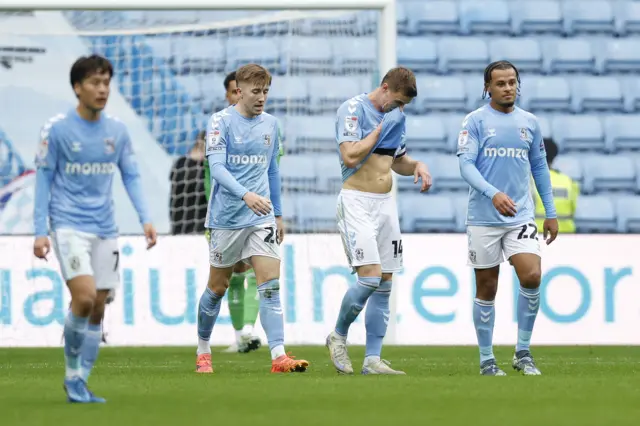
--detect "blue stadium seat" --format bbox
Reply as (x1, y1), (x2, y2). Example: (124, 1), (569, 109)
(574, 195), (617, 233)
(552, 115), (605, 153)
(285, 116), (335, 153)
(582, 155), (636, 194)
(570, 77), (624, 113)
(400, 195), (457, 233)
(424, 154), (468, 193)
(171, 37), (226, 74)
(332, 37), (376, 74)
(298, 194), (338, 233)
(268, 76), (309, 114)
(226, 37), (281, 74)
(281, 194), (300, 232)
(419, 77), (467, 112)
(279, 155), (318, 193)
(445, 114), (467, 153)
(314, 155), (342, 194)
(308, 76), (365, 114)
(553, 155), (584, 184)
(599, 39), (640, 73)
(562, 0), (615, 35)
(537, 115), (552, 139)
(615, 1), (640, 35)
(542, 39), (595, 74)
(621, 77), (640, 112)
(519, 76), (571, 112)
(284, 37), (333, 74)
(405, 0), (460, 35)
(200, 74), (227, 113)
(510, 0), (563, 35)
(397, 1), (409, 35)
(459, 0), (511, 35)
(405, 116), (449, 152)
(464, 76), (489, 111)
(398, 37), (438, 74)
(615, 196), (640, 233)
(489, 38), (542, 73)
(604, 115), (640, 152)
(438, 38), (488, 73)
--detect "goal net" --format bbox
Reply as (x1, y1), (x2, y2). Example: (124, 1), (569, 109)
(0, 6), (399, 347)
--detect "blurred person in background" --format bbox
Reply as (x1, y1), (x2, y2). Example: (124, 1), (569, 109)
(169, 130), (208, 235)
(533, 138), (578, 233)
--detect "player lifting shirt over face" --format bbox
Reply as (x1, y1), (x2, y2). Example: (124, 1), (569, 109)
(326, 67), (432, 375)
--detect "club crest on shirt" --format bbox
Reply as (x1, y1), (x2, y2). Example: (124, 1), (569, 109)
(345, 115), (358, 132)
(263, 133), (272, 147)
(104, 137), (115, 154)
(520, 128), (531, 143)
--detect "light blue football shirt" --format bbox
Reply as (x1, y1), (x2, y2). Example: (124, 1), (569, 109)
(335, 94), (407, 182)
(205, 106), (281, 230)
(33, 109), (151, 238)
(457, 104), (556, 226)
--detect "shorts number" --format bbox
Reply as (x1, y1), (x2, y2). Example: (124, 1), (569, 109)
(264, 227), (276, 244)
(112, 250), (120, 271)
(517, 223), (538, 240)
(392, 240), (403, 258)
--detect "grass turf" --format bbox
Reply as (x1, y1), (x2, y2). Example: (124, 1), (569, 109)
(1, 345), (639, 426)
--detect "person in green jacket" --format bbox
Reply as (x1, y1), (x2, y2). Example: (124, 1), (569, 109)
(204, 71), (285, 353)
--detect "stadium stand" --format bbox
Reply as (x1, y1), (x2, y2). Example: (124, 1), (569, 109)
(2, 2), (636, 234)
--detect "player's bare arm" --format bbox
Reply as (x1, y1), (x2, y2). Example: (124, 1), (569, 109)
(391, 155), (432, 192)
(339, 124), (382, 168)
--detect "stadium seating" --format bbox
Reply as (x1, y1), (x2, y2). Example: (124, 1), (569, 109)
(50, 2), (640, 234)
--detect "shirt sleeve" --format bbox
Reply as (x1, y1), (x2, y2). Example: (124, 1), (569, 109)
(457, 114), (500, 199)
(529, 119), (557, 219)
(336, 100), (364, 145)
(118, 129), (152, 225)
(268, 124), (282, 216)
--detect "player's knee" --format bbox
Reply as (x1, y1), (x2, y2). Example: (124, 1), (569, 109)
(356, 264), (382, 279)
(475, 277), (498, 300)
(518, 268), (542, 289)
(381, 273), (393, 282)
(73, 294), (95, 316)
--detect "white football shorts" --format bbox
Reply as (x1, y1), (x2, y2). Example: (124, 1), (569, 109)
(466, 222), (541, 269)
(51, 228), (120, 292)
(336, 189), (403, 273)
(208, 222), (280, 268)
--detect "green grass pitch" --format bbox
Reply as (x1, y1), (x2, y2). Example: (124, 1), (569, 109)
(1, 346), (639, 426)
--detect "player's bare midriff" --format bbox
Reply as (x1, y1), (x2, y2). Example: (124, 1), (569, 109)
(342, 153), (394, 194)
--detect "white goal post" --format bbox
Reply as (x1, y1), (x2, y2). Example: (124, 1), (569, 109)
(3, 0), (402, 344)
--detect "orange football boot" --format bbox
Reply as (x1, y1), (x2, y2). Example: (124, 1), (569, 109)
(196, 353), (213, 373)
(271, 353), (309, 373)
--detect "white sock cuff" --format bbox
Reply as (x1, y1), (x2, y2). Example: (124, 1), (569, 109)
(474, 298), (495, 307)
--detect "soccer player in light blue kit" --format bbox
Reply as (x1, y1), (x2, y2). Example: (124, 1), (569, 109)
(326, 67), (432, 375)
(195, 64), (308, 374)
(457, 61), (559, 376)
(33, 55), (157, 402)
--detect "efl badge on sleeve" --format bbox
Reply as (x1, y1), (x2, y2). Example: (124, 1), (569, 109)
(458, 130), (469, 147)
(207, 129), (223, 151)
(345, 115), (358, 132)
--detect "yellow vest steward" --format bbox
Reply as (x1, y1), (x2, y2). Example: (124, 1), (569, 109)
(532, 169), (578, 233)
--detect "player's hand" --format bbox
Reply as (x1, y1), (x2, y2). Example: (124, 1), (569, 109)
(275, 216), (285, 244)
(33, 236), (51, 260)
(543, 218), (559, 245)
(143, 223), (157, 249)
(414, 162), (432, 192)
(243, 192), (272, 216)
(492, 192), (517, 217)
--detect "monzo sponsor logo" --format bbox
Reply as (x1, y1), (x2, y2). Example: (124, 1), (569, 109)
(228, 154), (267, 165)
(483, 147), (527, 159)
(65, 162), (116, 175)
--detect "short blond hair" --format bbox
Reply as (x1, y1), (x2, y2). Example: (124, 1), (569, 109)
(235, 64), (272, 88)
(381, 67), (417, 97)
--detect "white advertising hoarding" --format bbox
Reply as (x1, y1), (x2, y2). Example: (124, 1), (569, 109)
(0, 234), (638, 347)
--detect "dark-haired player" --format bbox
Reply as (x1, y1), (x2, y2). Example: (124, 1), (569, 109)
(457, 61), (558, 376)
(33, 55), (157, 402)
(326, 67), (432, 375)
